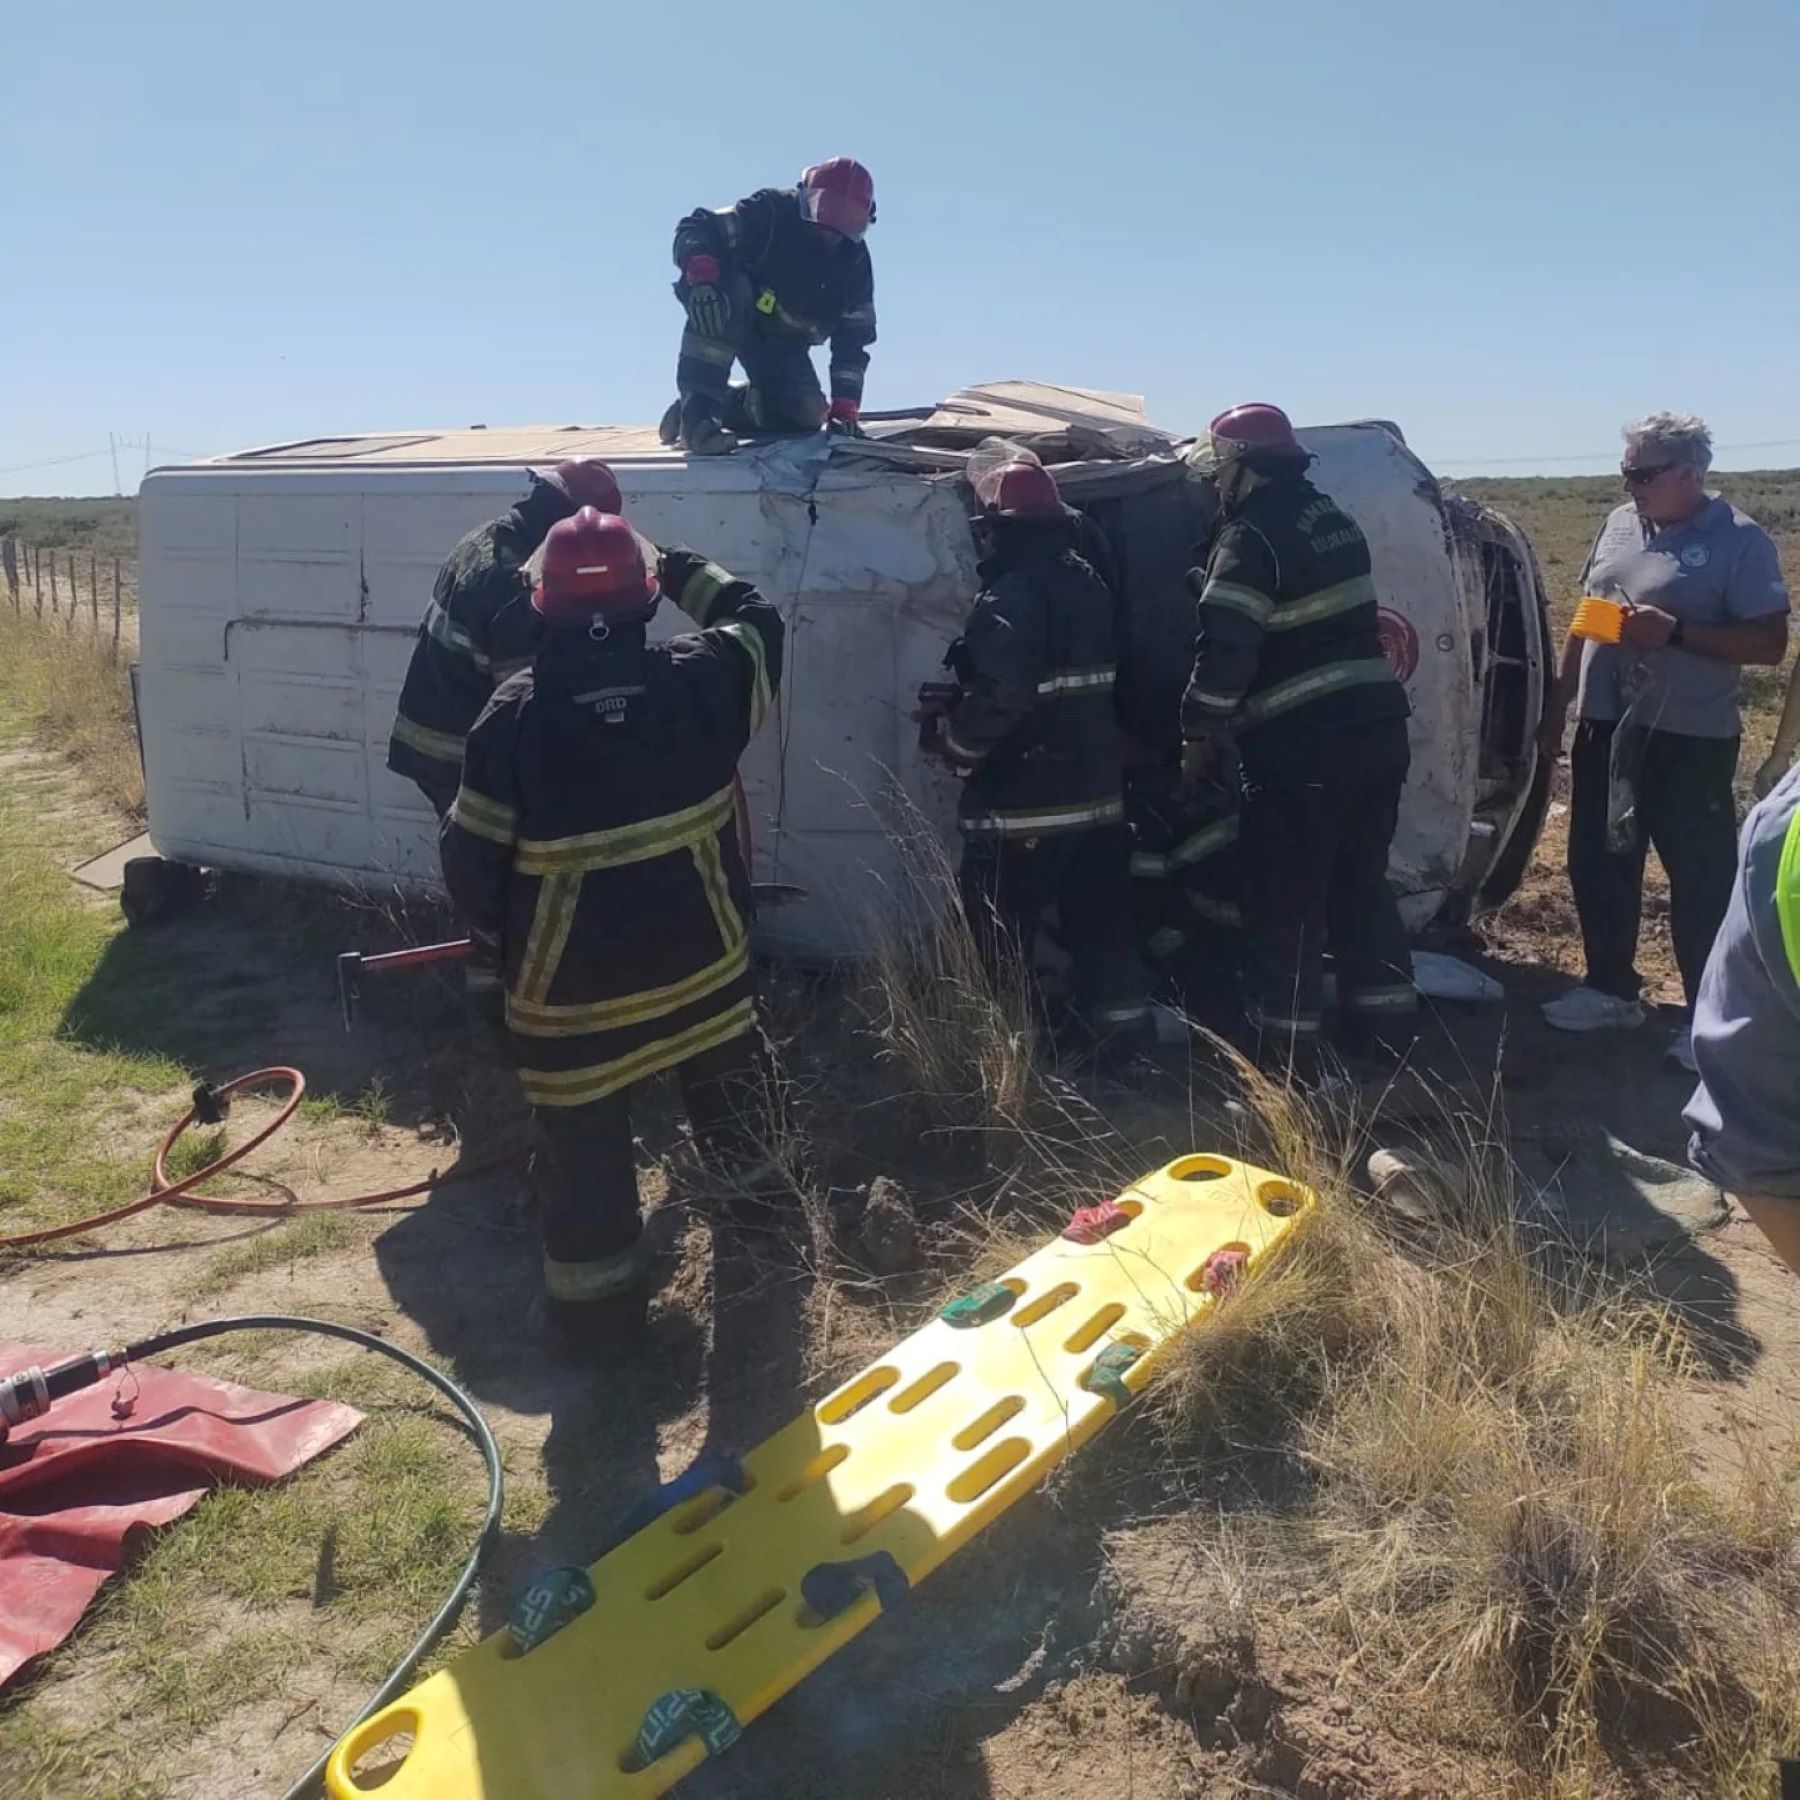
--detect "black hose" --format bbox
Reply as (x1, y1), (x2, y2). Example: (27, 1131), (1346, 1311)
(118, 1314), (505, 1800)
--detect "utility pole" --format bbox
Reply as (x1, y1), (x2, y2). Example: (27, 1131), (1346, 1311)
(109, 431), (121, 496)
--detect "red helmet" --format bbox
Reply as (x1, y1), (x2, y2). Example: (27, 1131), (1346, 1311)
(973, 458), (1069, 523)
(1207, 403), (1304, 468)
(798, 157), (875, 240)
(532, 509), (658, 626)
(539, 457), (623, 514)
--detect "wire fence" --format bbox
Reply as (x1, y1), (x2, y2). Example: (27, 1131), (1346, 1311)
(1, 536), (138, 656)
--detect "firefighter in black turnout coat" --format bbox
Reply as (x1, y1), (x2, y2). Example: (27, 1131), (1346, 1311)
(440, 508), (786, 1351)
(1180, 404), (1416, 1069)
(388, 460), (625, 816)
(931, 458), (1151, 1054)
(663, 157), (877, 457)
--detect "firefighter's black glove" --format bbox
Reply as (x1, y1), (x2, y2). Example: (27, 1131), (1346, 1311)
(825, 399), (864, 438)
(685, 284), (729, 341)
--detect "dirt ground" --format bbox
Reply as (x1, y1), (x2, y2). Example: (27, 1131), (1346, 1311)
(6, 743), (1800, 1800)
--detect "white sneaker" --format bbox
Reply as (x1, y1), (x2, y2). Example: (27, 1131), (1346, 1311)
(1667, 1024), (1697, 1074)
(1541, 985), (1646, 1033)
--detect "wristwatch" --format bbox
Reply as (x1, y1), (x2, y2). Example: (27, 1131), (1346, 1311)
(1668, 618), (1686, 649)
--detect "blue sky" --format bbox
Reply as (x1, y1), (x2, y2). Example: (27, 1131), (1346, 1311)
(5, 0), (1798, 496)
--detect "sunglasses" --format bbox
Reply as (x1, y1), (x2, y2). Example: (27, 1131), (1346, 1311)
(1621, 463), (1673, 486)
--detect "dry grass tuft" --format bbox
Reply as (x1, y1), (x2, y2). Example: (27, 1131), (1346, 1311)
(0, 608), (143, 815)
(1140, 1088), (1800, 1794)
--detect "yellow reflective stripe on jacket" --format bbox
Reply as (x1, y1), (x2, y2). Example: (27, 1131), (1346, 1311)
(1779, 803), (1800, 983)
(515, 870), (581, 1005)
(1265, 573), (1378, 632)
(1238, 658), (1395, 726)
(690, 832), (747, 953)
(960, 797), (1124, 836)
(519, 997), (757, 1107)
(449, 785), (517, 846)
(1201, 580), (1274, 626)
(514, 785), (735, 875)
(425, 599), (490, 671)
(715, 619), (773, 733)
(1035, 665), (1116, 696)
(392, 714), (466, 766)
(674, 561), (736, 627)
(507, 942), (749, 1038)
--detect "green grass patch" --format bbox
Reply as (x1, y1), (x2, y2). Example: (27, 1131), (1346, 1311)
(0, 707), (189, 1238)
(186, 1210), (356, 1299)
(301, 1077), (393, 1134)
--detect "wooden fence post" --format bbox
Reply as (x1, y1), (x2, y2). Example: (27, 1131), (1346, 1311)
(48, 554), (59, 615)
(34, 546), (43, 617)
(112, 558), (123, 654)
(66, 553), (77, 631)
(3, 536), (16, 611)
(90, 552), (99, 632)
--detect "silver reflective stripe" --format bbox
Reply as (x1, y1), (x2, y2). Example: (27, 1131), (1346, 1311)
(679, 328), (735, 367)
(1346, 984), (1418, 1013)
(543, 1244), (647, 1303)
(1248, 1003), (1322, 1034)
(1202, 580), (1274, 626)
(1131, 851), (1169, 879)
(1265, 573), (1377, 631)
(1240, 658), (1396, 725)
(426, 600), (488, 671)
(940, 723), (986, 764)
(960, 797), (1125, 836)
(1185, 893), (1242, 929)
(1146, 926), (1186, 958)
(1187, 688), (1242, 713)
(1169, 818), (1238, 869)
(1090, 1002), (1152, 1025)
(1036, 666), (1116, 697)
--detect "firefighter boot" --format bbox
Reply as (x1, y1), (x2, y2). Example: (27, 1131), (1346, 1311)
(541, 1241), (651, 1361)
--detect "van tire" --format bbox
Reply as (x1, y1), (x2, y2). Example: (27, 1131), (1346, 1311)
(1478, 752), (1553, 910)
(120, 856), (206, 928)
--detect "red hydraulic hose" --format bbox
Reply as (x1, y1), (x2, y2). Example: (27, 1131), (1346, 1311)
(0, 1067), (520, 1250)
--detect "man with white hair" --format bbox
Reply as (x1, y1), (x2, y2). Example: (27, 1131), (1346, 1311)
(1540, 413), (1790, 1069)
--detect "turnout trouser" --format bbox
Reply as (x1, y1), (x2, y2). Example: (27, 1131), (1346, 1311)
(528, 1027), (779, 1304)
(1237, 720), (1416, 1063)
(1567, 720), (1739, 1009)
(675, 271), (828, 440)
(959, 823), (1153, 1049)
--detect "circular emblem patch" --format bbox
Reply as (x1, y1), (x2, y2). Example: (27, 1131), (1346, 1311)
(1376, 608), (1420, 682)
(1681, 543), (1710, 569)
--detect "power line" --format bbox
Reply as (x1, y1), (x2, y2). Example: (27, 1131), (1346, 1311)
(0, 447), (115, 476)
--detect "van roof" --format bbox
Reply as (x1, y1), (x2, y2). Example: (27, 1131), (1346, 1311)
(194, 381), (1180, 472)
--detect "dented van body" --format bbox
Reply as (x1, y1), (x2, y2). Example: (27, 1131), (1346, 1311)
(136, 381), (1550, 958)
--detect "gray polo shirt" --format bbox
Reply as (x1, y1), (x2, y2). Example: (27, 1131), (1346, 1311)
(1576, 496), (1789, 738)
(1685, 762), (1800, 1201)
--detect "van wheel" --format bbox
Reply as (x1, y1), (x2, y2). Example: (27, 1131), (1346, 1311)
(1479, 754), (1553, 910)
(120, 856), (206, 928)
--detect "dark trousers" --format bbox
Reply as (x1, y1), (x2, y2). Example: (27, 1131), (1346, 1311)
(529, 1028), (775, 1270)
(675, 272), (827, 438)
(1238, 722), (1415, 1053)
(1567, 719), (1738, 1008)
(959, 823), (1151, 1042)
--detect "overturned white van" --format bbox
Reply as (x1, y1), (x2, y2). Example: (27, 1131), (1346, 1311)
(135, 381), (1551, 958)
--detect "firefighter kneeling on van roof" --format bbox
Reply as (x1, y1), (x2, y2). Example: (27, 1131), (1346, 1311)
(1179, 404), (1416, 1073)
(927, 457), (1152, 1060)
(661, 157), (876, 458)
(388, 459), (626, 817)
(440, 509), (788, 1354)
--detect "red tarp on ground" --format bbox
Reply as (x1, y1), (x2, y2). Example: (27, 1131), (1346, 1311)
(0, 1341), (361, 1689)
